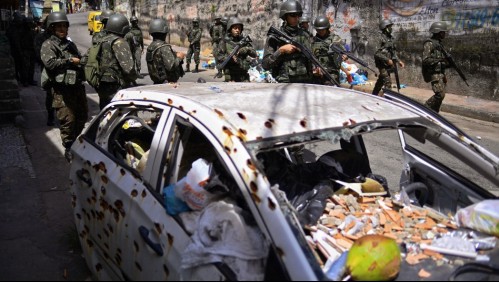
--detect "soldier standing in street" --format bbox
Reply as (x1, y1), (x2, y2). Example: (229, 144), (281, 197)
(95, 14), (138, 110)
(311, 15), (350, 86)
(146, 18), (185, 84)
(185, 18), (202, 73)
(92, 10), (114, 45)
(40, 12), (88, 163)
(262, 0), (314, 83)
(216, 17), (258, 82)
(125, 16), (144, 80)
(299, 16), (313, 40)
(422, 22), (450, 113)
(209, 16), (224, 66)
(221, 16), (229, 34)
(372, 19), (404, 95)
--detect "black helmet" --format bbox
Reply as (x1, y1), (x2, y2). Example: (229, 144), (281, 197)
(101, 10), (114, 23)
(149, 18), (169, 34)
(226, 17), (244, 33)
(221, 16), (229, 25)
(192, 18), (199, 23)
(429, 21), (448, 33)
(130, 16), (138, 23)
(105, 14), (130, 36)
(279, 0), (303, 20)
(379, 19), (393, 30)
(299, 16), (310, 24)
(47, 12), (69, 28)
(313, 16), (330, 30)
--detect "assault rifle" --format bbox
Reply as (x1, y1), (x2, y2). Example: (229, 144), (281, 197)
(440, 46), (469, 87)
(214, 35), (252, 79)
(328, 44), (378, 76)
(267, 26), (340, 86)
(387, 46), (401, 93)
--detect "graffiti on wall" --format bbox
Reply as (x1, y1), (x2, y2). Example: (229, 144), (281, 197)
(381, 0), (498, 35)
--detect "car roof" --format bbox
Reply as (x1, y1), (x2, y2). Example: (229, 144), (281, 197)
(113, 82), (420, 142)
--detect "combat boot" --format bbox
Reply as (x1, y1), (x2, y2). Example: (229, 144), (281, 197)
(192, 64), (199, 73)
(185, 64), (190, 72)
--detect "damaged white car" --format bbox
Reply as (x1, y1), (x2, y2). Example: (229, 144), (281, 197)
(69, 82), (498, 281)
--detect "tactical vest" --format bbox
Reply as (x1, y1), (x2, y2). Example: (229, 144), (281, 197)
(188, 27), (201, 44)
(210, 24), (224, 43)
(99, 34), (122, 84)
(129, 27), (143, 48)
(422, 38), (446, 82)
(225, 36), (254, 71)
(312, 34), (343, 74)
(43, 36), (84, 86)
(146, 40), (180, 83)
(273, 26), (313, 83)
(374, 32), (396, 68)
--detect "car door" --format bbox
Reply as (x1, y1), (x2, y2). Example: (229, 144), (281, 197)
(70, 103), (170, 280)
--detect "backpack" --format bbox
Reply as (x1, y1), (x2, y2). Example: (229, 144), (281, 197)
(84, 41), (103, 89)
(146, 43), (169, 83)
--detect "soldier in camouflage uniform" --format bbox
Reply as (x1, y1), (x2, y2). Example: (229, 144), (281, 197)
(311, 15), (350, 86)
(40, 12), (88, 163)
(185, 18), (202, 73)
(91, 10), (114, 45)
(221, 16), (229, 34)
(299, 16), (312, 40)
(423, 22), (450, 113)
(216, 17), (257, 82)
(372, 19), (405, 95)
(262, 0), (314, 83)
(34, 17), (55, 126)
(96, 13), (138, 110)
(146, 18), (185, 84)
(125, 16), (144, 80)
(209, 16), (224, 66)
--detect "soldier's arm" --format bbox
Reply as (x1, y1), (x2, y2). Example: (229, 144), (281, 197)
(40, 41), (70, 70)
(112, 39), (138, 81)
(422, 41), (440, 67)
(194, 30), (202, 43)
(216, 40), (228, 63)
(262, 36), (281, 71)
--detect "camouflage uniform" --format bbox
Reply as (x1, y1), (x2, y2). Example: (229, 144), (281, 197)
(422, 38), (448, 112)
(34, 27), (55, 125)
(97, 33), (137, 109)
(262, 25), (314, 83)
(125, 23), (144, 76)
(146, 39), (184, 84)
(216, 34), (257, 82)
(41, 34), (88, 155)
(312, 33), (345, 85)
(209, 19), (224, 65)
(186, 21), (202, 72)
(92, 29), (107, 45)
(372, 29), (400, 95)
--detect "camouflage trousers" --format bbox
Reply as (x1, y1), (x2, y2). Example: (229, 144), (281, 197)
(212, 41), (220, 65)
(134, 47), (142, 73)
(372, 67), (392, 95)
(186, 43), (200, 65)
(52, 84), (88, 149)
(424, 73), (447, 113)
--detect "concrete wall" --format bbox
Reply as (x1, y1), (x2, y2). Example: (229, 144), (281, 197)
(115, 0), (499, 101)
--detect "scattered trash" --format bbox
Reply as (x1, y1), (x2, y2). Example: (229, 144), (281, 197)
(477, 136), (482, 140)
(208, 86), (223, 93)
(455, 199), (499, 236)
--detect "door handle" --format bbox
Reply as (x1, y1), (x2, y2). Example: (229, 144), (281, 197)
(139, 226), (164, 256)
(76, 169), (92, 186)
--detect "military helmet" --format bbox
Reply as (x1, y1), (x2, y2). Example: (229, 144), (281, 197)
(379, 19), (393, 30)
(226, 17), (244, 33)
(47, 12), (69, 28)
(279, 0), (303, 20)
(130, 16), (138, 23)
(149, 18), (169, 34)
(299, 16), (310, 24)
(221, 16), (229, 25)
(192, 18), (199, 23)
(101, 10), (114, 23)
(105, 14), (130, 36)
(214, 16), (222, 20)
(429, 21), (448, 33)
(313, 16), (330, 30)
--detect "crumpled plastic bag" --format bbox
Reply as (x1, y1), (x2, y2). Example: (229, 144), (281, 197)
(248, 66), (277, 83)
(174, 158), (214, 211)
(456, 199), (499, 236)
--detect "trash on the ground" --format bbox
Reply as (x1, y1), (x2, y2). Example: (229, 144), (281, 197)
(346, 234), (401, 281)
(455, 199), (499, 236)
(248, 66), (277, 83)
(208, 85), (223, 93)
